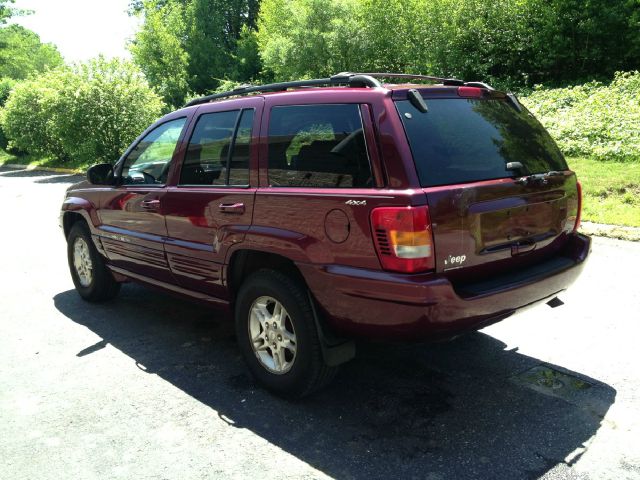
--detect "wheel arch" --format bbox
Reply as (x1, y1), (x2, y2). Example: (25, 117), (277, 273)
(61, 197), (98, 238)
(226, 248), (355, 367)
(226, 249), (307, 301)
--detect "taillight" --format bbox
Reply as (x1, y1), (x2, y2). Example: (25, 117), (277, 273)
(457, 86), (483, 98)
(371, 206), (435, 273)
(574, 180), (582, 232)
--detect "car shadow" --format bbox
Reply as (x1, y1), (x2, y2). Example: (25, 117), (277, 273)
(53, 284), (615, 479)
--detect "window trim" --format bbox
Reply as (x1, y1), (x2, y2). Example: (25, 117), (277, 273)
(266, 103), (374, 189)
(115, 116), (188, 188)
(177, 108), (255, 188)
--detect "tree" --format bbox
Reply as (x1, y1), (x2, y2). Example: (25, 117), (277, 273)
(257, 0), (640, 88)
(0, 25), (63, 80)
(130, 0), (262, 106)
(0, 0), (15, 24)
(129, 1), (189, 107)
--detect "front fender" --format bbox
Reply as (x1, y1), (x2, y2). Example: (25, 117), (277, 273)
(61, 197), (99, 233)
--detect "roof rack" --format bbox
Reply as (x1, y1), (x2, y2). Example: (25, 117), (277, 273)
(353, 72), (465, 86)
(184, 73), (382, 107)
(183, 71), (488, 107)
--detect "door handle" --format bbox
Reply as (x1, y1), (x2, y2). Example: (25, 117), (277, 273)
(141, 199), (161, 210)
(219, 202), (245, 214)
(511, 240), (536, 256)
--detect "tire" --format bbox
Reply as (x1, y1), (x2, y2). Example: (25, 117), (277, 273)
(67, 221), (121, 302)
(235, 269), (338, 398)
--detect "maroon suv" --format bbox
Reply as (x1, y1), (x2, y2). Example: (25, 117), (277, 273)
(60, 73), (590, 397)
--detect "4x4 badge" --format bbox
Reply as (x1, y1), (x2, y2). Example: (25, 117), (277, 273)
(345, 199), (367, 206)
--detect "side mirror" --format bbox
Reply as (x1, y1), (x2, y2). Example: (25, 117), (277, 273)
(87, 163), (114, 185)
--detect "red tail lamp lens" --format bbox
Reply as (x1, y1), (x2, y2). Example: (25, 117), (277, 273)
(574, 180), (582, 232)
(371, 206), (435, 273)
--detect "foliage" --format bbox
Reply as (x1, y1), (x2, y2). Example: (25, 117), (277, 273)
(1, 69), (69, 158)
(257, 0), (640, 87)
(130, 0), (261, 106)
(0, 77), (16, 149)
(1, 58), (165, 164)
(129, 1), (189, 108)
(0, 76), (15, 106)
(568, 157), (640, 227)
(0, 25), (63, 80)
(521, 72), (640, 162)
(0, 0), (15, 24)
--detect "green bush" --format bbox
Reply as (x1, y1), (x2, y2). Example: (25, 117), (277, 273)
(1, 57), (165, 164)
(521, 71), (640, 162)
(58, 57), (165, 163)
(0, 77), (17, 150)
(1, 70), (69, 158)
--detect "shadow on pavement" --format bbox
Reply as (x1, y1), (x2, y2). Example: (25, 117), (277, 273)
(53, 284), (615, 480)
(0, 167), (83, 184)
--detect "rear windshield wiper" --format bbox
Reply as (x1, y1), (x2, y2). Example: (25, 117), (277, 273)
(515, 171), (564, 186)
(505, 162), (564, 185)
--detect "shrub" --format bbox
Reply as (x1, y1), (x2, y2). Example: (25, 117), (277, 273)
(521, 71), (640, 162)
(1, 70), (69, 158)
(58, 57), (165, 163)
(0, 77), (17, 150)
(1, 57), (165, 164)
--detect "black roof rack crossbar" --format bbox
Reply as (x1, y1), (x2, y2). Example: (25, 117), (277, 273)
(353, 72), (465, 86)
(184, 73), (383, 107)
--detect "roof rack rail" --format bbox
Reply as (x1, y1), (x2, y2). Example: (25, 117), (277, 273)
(183, 72), (493, 108)
(183, 73), (382, 107)
(353, 72), (465, 86)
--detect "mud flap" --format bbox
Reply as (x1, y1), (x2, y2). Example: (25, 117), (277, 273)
(307, 291), (356, 367)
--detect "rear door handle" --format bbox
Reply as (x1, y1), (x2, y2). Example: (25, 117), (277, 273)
(141, 199), (161, 210)
(219, 202), (245, 214)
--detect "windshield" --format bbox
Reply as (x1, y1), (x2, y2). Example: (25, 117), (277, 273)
(396, 98), (568, 187)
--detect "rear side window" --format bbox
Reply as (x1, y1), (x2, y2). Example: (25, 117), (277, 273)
(180, 109), (254, 186)
(396, 98), (568, 187)
(268, 104), (372, 188)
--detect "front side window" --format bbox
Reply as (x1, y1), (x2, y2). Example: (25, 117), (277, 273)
(121, 117), (186, 185)
(268, 104), (372, 188)
(180, 109), (254, 186)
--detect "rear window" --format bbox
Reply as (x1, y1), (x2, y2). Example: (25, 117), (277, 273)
(396, 98), (567, 187)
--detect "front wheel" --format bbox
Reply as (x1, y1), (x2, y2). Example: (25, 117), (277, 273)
(67, 221), (121, 302)
(235, 269), (338, 398)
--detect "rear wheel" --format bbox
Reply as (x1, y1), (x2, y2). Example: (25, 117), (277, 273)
(235, 269), (337, 398)
(67, 221), (120, 302)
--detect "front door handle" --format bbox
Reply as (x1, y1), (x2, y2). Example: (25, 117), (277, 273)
(141, 199), (161, 211)
(219, 202), (245, 214)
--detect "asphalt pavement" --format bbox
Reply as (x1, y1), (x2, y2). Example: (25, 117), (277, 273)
(0, 166), (638, 480)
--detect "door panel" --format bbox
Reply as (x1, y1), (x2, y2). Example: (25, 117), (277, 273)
(97, 188), (173, 281)
(162, 101), (262, 297)
(163, 189), (255, 297)
(95, 116), (189, 282)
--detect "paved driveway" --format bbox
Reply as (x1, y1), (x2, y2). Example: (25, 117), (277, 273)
(1, 167), (638, 480)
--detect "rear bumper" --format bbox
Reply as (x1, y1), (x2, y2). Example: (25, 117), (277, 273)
(298, 233), (591, 340)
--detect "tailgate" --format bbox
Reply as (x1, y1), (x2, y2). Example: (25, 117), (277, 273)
(424, 174), (579, 273)
(395, 90), (580, 274)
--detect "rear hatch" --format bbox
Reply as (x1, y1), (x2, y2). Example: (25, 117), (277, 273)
(395, 87), (580, 282)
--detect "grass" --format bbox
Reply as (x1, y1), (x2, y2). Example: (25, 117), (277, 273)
(0, 149), (87, 172)
(2, 149), (638, 227)
(568, 157), (640, 227)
